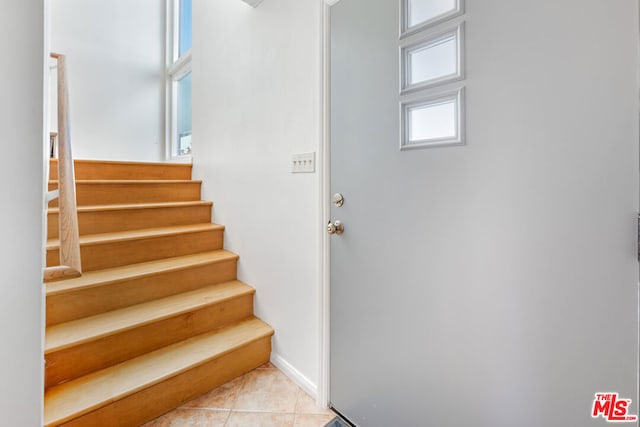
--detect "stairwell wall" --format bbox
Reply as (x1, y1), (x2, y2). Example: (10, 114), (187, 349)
(192, 0), (322, 394)
(50, 0), (165, 161)
(0, 0), (46, 424)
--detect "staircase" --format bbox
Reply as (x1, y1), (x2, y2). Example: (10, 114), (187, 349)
(44, 159), (274, 427)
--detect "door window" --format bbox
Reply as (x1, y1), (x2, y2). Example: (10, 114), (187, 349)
(402, 0), (463, 36)
(401, 25), (462, 92)
(399, 0), (466, 149)
(401, 89), (463, 148)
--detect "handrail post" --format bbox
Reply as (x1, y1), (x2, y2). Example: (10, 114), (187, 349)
(44, 53), (82, 282)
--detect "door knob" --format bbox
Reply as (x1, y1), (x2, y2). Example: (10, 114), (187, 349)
(327, 220), (344, 235)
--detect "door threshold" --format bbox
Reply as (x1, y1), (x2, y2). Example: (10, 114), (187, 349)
(325, 409), (356, 427)
(325, 418), (352, 427)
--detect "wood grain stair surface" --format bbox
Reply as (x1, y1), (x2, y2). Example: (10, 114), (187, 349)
(45, 281), (256, 388)
(44, 317), (274, 427)
(50, 159), (193, 180)
(44, 159), (274, 426)
(46, 281), (255, 353)
(46, 224), (224, 272)
(48, 201), (213, 238)
(48, 180), (202, 206)
(46, 250), (239, 326)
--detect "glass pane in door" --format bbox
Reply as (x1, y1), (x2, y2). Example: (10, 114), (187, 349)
(408, 0), (457, 28)
(404, 31), (458, 89)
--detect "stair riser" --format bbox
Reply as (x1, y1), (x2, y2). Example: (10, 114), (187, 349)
(48, 205), (212, 239)
(46, 293), (255, 388)
(47, 230), (223, 272)
(49, 337), (271, 427)
(48, 182), (201, 206)
(47, 258), (238, 326)
(50, 160), (192, 180)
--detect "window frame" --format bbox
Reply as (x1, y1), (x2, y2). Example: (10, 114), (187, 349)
(400, 22), (464, 94)
(400, 0), (465, 39)
(166, 0), (192, 160)
(400, 87), (465, 150)
(398, 0), (466, 151)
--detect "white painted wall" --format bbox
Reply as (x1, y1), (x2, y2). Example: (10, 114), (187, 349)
(0, 0), (46, 424)
(192, 0), (322, 393)
(51, 0), (165, 161)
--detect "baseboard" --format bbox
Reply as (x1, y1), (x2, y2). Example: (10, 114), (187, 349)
(270, 352), (318, 400)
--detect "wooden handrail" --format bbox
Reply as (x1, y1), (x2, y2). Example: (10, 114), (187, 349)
(44, 53), (82, 282)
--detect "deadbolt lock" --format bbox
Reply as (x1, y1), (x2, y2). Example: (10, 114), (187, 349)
(332, 193), (345, 207)
(327, 220), (345, 235)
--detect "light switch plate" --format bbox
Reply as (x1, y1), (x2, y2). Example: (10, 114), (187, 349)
(291, 152), (316, 173)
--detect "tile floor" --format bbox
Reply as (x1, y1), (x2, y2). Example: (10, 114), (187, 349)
(143, 363), (335, 427)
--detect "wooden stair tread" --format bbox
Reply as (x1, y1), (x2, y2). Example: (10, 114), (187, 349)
(48, 200), (212, 214)
(47, 250), (238, 296)
(49, 179), (202, 184)
(47, 224), (223, 250)
(50, 159), (193, 181)
(44, 317), (274, 426)
(47, 201), (213, 241)
(47, 180), (202, 207)
(63, 159), (193, 168)
(46, 281), (254, 352)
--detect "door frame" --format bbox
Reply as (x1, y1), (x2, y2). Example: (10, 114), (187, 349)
(317, 0), (341, 409)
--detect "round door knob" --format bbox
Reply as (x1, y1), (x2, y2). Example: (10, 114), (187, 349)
(327, 220), (344, 235)
(327, 222), (336, 234)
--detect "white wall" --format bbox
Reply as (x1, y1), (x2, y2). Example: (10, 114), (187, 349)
(0, 0), (46, 424)
(51, 0), (165, 161)
(192, 0), (322, 393)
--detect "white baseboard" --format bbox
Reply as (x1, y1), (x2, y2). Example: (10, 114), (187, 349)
(270, 352), (318, 400)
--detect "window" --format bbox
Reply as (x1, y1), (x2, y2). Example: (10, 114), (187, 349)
(178, 0), (192, 56)
(401, 0), (463, 37)
(401, 24), (463, 93)
(401, 88), (464, 149)
(167, 0), (192, 157)
(177, 72), (192, 155)
(399, 0), (466, 150)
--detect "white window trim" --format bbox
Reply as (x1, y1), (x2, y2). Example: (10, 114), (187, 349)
(168, 50), (192, 79)
(400, 22), (464, 95)
(400, 87), (465, 150)
(400, 0), (465, 39)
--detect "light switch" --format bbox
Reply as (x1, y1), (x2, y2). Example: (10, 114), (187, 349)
(291, 152), (316, 173)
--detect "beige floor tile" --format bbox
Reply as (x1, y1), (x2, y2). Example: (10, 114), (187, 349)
(225, 411), (295, 427)
(145, 365), (329, 426)
(233, 367), (299, 413)
(293, 413), (336, 427)
(256, 362), (276, 369)
(142, 408), (230, 427)
(182, 375), (246, 410)
(294, 388), (334, 416)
